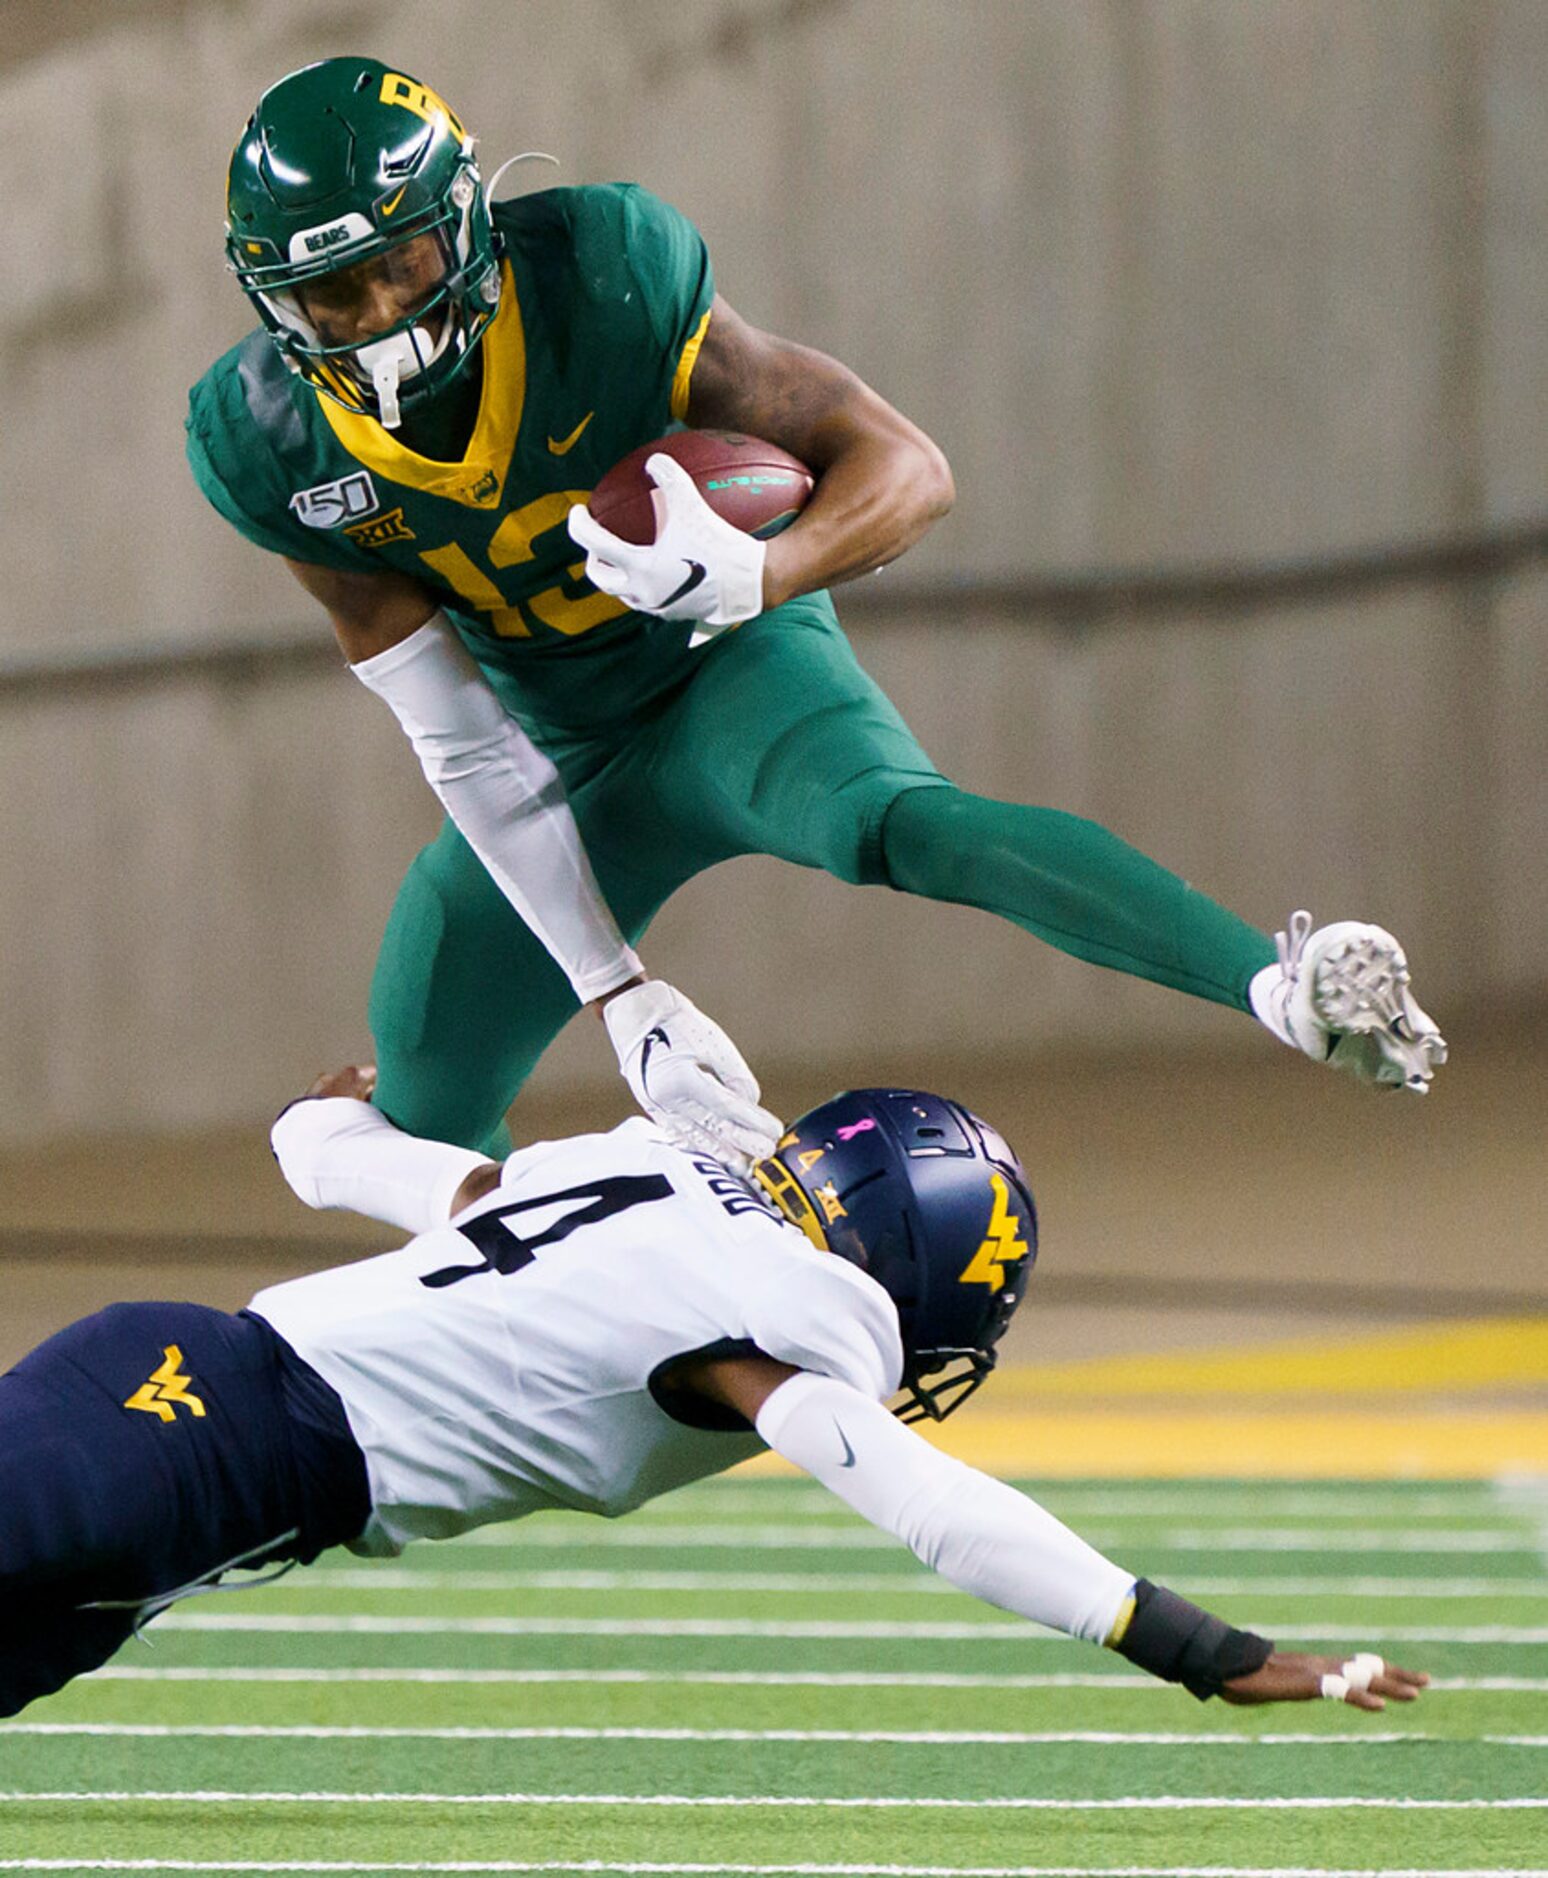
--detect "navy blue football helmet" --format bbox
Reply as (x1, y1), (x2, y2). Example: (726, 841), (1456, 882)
(752, 1089), (1037, 1422)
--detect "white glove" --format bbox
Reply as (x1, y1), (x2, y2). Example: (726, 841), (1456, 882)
(603, 978), (783, 1170)
(568, 454), (767, 644)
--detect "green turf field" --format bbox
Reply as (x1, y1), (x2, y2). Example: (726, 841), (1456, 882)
(3, 1474), (1545, 1876)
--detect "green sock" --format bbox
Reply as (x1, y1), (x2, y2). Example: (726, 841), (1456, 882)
(879, 786), (1276, 1011)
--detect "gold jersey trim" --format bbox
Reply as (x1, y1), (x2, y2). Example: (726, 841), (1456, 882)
(314, 260), (526, 510)
(670, 306), (712, 423)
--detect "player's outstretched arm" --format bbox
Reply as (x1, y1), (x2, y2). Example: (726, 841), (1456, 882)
(272, 1066), (500, 1232)
(684, 1354), (1427, 1711)
(283, 560), (782, 1165)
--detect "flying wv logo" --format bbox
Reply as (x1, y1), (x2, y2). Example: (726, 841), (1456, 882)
(957, 1173), (1030, 1293)
(124, 1345), (207, 1423)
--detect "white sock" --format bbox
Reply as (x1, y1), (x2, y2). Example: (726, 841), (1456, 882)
(1248, 960), (1295, 1047)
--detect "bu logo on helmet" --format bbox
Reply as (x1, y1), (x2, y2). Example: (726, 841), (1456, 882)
(380, 72), (466, 143)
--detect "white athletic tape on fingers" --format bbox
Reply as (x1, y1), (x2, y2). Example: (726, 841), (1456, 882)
(1322, 1653), (1383, 1701)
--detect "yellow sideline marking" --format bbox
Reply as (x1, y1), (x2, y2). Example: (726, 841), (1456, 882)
(920, 1408), (1548, 1478)
(739, 1318), (1548, 1480)
(983, 1318), (1548, 1401)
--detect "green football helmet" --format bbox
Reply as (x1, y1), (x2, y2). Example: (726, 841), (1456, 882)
(226, 58), (502, 428)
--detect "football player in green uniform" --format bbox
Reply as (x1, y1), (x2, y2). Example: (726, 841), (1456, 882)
(188, 57), (1445, 1161)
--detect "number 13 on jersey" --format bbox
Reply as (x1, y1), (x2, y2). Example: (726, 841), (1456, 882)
(419, 491), (631, 640)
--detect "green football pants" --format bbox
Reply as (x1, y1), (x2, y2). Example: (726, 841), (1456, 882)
(369, 595), (1276, 1152)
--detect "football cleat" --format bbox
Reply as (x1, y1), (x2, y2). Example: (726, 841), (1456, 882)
(1252, 910), (1447, 1093)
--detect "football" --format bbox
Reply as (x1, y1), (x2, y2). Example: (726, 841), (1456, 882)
(587, 429), (814, 545)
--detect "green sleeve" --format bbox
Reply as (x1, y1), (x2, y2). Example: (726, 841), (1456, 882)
(184, 359), (361, 571)
(185, 409), (302, 559)
(562, 183), (714, 403)
(613, 184), (714, 361)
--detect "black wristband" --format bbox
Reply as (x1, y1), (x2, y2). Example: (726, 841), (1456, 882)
(1114, 1578), (1274, 1701)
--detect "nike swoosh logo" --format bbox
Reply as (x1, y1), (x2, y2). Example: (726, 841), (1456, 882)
(662, 560), (707, 607)
(547, 411), (594, 456)
(833, 1419), (856, 1469)
(638, 1025), (671, 1096)
(380, 184), (410, 218)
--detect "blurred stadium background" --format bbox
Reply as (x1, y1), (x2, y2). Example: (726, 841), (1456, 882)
(0, 0), (1543, 1456)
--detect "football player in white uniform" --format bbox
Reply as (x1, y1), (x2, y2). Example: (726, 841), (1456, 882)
(0, 1071), (1425, 1719)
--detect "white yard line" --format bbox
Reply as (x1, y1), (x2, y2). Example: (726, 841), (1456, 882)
(82, 1665), (1548, 1690)
(11, 1722), (1542, 1745)
(1117, 1531), (1537, 1553)
(299, 1570), (945, 1594)
(6, 1862), (1548, 1876)
(84, 1666), (1157, 1688)
(591, 1485), (1514, 1518)
(289, 1569), (1548, 1597)
(1498, 1478), (1548, 1592)
(1253, 1625), (1548, 1643)
(998, 1491), (1515, 1519)
(149, 1614), (1062, 1638)
(453, 1526), (899, 1550)
(148, 1613), (1548, 1641)
(449, 1522), (1530, 1552)
(2, 1790), (1545, 1810)
(440, 1527), (1537, 1555)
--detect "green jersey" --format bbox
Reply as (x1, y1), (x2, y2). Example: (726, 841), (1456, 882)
(187, 184), (716, 736)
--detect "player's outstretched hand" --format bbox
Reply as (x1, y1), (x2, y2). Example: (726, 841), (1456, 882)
(603, 979), (782, 1172)
(1221, 1650), (1428, 1711)
(568, 455), (766, 637)
(303, 1065), (378, 1103)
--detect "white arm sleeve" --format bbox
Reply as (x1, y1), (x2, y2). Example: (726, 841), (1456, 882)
(351, 614), (642, 1003)
(756, 1371), (1135, 1645)
(271, 1096), (492, 1235)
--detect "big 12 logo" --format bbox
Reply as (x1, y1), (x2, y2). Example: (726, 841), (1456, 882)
(289, 470), (379, 529)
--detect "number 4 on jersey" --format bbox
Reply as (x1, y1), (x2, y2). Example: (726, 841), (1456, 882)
(419, 1174), (672, 1289)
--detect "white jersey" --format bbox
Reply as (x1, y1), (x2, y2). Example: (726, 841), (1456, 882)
(249, 1119), (903, 1556)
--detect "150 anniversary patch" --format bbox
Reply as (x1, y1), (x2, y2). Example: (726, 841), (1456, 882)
(289, 470), (380, 529)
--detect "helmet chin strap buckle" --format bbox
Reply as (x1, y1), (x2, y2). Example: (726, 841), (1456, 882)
(370, 351), (403, 430)
(357, 320), (455, 431)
